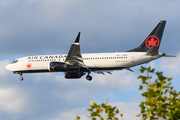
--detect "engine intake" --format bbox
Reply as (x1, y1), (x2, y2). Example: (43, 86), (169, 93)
(49, 62), (67, 72)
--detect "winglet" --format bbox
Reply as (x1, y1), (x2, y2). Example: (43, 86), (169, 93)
(74, 32), (81, 43)
(146, 45), (158, 56)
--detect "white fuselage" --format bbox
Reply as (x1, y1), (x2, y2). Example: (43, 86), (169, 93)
(6, 52), (163, 72)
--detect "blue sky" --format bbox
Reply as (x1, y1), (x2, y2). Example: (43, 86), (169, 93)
(0, 0), (180, 120)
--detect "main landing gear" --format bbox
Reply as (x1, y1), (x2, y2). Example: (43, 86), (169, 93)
(86, 71), (92, 81)
(20, 77), (23, 81)
(86, 75), (92, 81)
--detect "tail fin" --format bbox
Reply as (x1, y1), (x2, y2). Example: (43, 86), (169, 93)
(127, 21), (166, 52)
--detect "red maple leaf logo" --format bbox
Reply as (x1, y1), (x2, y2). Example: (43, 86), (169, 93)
(148, 38), (157, 46)
(26, 63), (31, 68)
(145, 35), (159, 49)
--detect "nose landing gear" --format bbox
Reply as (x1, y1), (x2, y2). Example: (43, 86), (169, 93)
(13, 72), (24, 81)
(19, 73), (23, 81)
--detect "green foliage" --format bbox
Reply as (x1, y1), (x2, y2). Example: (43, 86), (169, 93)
(76, 99), (123, 120)
(76, 116), (80, 120)
(137, 66), (180, 120)
(76, 66), (180, 120)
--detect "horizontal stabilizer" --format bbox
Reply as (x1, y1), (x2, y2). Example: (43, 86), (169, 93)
(146, 45), (158, 56)
(163, 55), (176, 57)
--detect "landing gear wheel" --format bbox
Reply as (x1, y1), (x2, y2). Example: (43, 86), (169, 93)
(20, 77), (23, 81)
(86, 75), (92, 81)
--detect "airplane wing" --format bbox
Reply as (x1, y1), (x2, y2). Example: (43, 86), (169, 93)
(65, 32), (87, 68)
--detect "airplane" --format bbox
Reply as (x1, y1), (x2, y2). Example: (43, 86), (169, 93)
(6, 20), (173, 81)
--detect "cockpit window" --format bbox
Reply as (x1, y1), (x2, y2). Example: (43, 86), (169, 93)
(11, 60), (18, 64)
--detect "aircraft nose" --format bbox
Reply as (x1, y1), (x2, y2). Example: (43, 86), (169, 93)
(5, 64), (12, 71)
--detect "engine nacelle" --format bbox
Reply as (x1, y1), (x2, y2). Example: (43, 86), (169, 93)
(49, 62), (67, 72)
(64, 72), (84, 79)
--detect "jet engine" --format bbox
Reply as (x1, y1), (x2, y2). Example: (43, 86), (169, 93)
(64, 72), (84, 79)
(49, 62), (67, 72)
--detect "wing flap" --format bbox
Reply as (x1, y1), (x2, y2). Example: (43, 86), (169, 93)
(93, 71), (113, 75)
(73, 56), (83, 61)
(125, 68), (134, 72)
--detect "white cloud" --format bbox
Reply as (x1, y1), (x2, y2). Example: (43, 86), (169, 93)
(46, 102), (141, 120)
(110, 102), (141, 120)
(49, 70), (140, 103)
(0, 87), (28, 114)
(0, 59), (10, 76)
(32, 72), (55, 83)
(93, 70), (139, 89)
(46, 107), (89, 120)
(148, 61), (156, 69)
(159, 53), (180, 75)
(0, 0), (18, 7)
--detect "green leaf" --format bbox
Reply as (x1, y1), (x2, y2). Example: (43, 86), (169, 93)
(138, 75), (147, 84)
(112, 107), (116, 111)
(105, 99), (109, 105)
(87, 109), (92, 112)
(92, 118), (96, 120)
(91, 112), (99, 116)
(142, 92), (148, 97)
(94, 103), (98, 107)
(140, 66), (146, 73)
(147, 66), (151, 73)
(114, 117), (118, 120)
(76, 116), (80, 120)
(101, 103), (105, 108)
(168, 82), (172, 85)
(157, 83), (162, 88)
(139, 102), (145, 108)
(116, 109), (119, 114)
(157, 72), (166, 81)
(165, 89), (168, 94)
(100, 117), (104, 120)
(138, 75), (146, 80)
(167, 77), (173, 81)
(108, 112), (115, 118)
(139, 85), (143, 90)
(150, 68), (155, 73)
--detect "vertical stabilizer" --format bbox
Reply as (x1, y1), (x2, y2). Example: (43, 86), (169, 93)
(127, 21), (166, 52)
